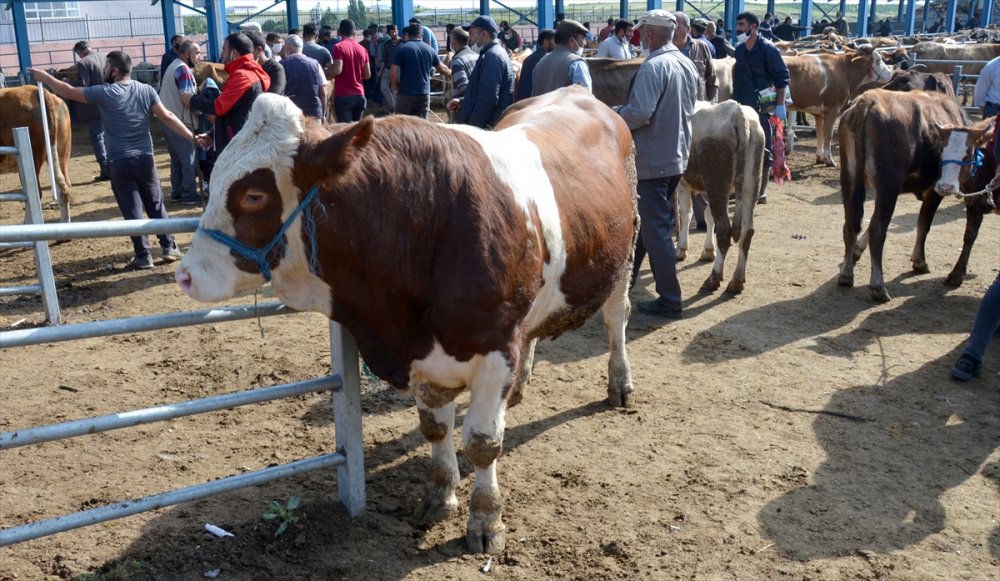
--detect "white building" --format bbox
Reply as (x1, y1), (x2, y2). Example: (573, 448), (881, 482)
(0, 1), (184, 45)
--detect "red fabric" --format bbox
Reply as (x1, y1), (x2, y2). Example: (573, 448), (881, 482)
(770, 116), (792, 185)
(215, 54), (270, 116)
(630, 28), (641, 47)
(598, 25), (614, 42)
(332, 38), (369, 97)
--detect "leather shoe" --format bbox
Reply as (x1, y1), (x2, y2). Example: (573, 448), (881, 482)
(636, 299), (681, 319)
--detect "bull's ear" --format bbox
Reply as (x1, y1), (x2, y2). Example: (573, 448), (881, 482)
(970, 116), (996, 147)
(297, 117), (374, 182)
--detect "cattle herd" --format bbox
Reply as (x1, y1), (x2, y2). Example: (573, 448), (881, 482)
(0, 25), (998, 555)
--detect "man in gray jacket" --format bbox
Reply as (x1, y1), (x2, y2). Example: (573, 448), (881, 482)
(616, 10), (698, 319)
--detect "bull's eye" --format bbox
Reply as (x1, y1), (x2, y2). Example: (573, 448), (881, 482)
(241, 190), (268, 212)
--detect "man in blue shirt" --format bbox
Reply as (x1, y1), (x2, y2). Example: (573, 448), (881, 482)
(448, 15), (515, 129)
(390, 23), (451, 118)
(732, 11), (789, 204)
(409, 17), (439, 53)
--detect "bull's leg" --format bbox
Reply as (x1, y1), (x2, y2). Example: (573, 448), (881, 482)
(704, 198), (733, 291)
(813, 114), (828, 165)
(463, 353), (513, 553)
(676, 183), (692, 262)
(602, 274), (633, 408)
(867, 196), (899, 302)
(726, 199), (755, 295)
(910, 192), (944, 274)
(838, 138), (865, 288)
(507, 337), (537, 408)
(853, 226), (870, 263)
(700, 197), (716, 262)
(413, 387), (460, 524)
(945, 204), (984, 287)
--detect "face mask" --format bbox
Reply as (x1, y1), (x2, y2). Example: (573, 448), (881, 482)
(469, 43), (482, 53)
(272, 43), (282, 53)
(574, 38), (584, 56)
(736, 31), (750, 44)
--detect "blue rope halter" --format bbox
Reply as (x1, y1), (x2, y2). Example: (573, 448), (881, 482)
(941, 148), (984, 178)
(198, 185), (323, 282)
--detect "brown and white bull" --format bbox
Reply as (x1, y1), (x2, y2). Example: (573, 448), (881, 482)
(785, 46), (893, 165)
(676, 100), (766, 294)
(837, 89), (993, 301)
(0, 85), (73, 206)
(175, 87), (638, 553)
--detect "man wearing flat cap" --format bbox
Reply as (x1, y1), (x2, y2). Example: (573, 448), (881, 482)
(448, 15), (515, 129)
(531, 19), (592, 96)
(615, 10), (698, 320)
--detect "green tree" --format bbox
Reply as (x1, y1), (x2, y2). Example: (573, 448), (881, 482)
(348, 0), (367, 26)
(184, 15), (207, 34)
(320, 7), (337, 27)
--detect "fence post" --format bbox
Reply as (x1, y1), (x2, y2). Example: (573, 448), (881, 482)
(129, 12), (134, 37)
(330, 321), (365, 517)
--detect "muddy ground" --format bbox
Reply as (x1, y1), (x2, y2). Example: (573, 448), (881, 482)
(1, 118), (998, 581)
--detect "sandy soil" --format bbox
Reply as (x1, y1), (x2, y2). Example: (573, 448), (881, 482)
(1, 120), (998, 581)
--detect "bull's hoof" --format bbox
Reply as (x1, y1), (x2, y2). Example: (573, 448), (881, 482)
(699, 250), (715, 262)
(838, 273), (854, 287)
(944, 272), (964, 287)
(824, 159), (837, 167)
(912, 261), (930, 274)
(607, 385), (635, 409)
(869, 285), (891, 303)
(702, 273), (723, 291)
(507, 385), (525, 408)
(725, 279), (745, 295)
(467, 516), (506, 554)
(413, 494), (458, 524)
(676, 250), (687, 262)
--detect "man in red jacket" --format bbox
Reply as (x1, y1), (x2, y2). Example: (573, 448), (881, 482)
(191, 32), (270, 156)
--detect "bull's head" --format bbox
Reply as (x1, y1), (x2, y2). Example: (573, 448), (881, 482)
(176, 93), (373, 308)
(853, 46), (893, 82)
(933, 116), (995, 196)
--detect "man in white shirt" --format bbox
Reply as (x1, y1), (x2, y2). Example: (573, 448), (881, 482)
(973, 55), (1000, 117)
(596, 19), (633, 60)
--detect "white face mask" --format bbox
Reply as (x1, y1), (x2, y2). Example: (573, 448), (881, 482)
(736, 31), (750, 44)
(574, 37), (585, 56)
(469, 43), (482, 53)
(272, 43), (282, 53)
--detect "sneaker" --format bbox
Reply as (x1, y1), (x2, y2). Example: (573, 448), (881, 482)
(950, 355), (982, 382)
(636, 299), (682, 319)
(179, 197), (202, 206)
(128, 253), (155, 270)
(162, 244), (183, 262)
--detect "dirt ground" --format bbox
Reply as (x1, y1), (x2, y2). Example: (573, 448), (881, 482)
(1, 118), (998, 581)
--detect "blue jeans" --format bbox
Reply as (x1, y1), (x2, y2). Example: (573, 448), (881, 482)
(88, 119), (107, 169)
(161, 122), (198, 201)
(635, 176), (683, 312)
(108, 155), (174, 257)
(962, 271), (1000, 364)
(334, 94), (367, 123)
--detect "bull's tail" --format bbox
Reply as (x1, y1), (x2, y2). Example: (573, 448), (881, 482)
(838, 103), (866, 233)
(41, 88), (73, 205)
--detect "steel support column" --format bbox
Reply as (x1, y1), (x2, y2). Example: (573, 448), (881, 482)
(480, 0), (490, 16)
(944, 0), (958, 32)
(869, 0), (877, 35)
(648, 0), (661, 10)
(922, 0), (931, 30)
(799, 0), (812, 36)
(904, 0), (917, 35)
(981, 0), (993, 27)
(676, 0), (684, 12)
(287, 0), (299, 31)
(204, 0), (229, 61)
(393, 0), (414, 29)
(160, 0), (176, 47)
(856, 0), (869, 36)
(537, 0), (553, 31)
(726, 0), (744, 42)
(555, 0), (564, 18)
(620, 0), (629, 19)
(766, 0), (775, 18)
(12, 0), (31, 74)
(897, 0), (905, 23)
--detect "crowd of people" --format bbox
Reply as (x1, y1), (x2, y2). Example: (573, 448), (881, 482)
(23, 10), (996, 378)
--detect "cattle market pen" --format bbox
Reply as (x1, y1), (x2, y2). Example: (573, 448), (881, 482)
(0, 215), (367, 547)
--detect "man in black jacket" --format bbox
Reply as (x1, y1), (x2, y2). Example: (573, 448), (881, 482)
(246, 30), (286, 94)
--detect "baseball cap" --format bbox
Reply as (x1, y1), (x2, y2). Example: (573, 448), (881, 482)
(691, 18), (708, 32)
(470, 15), (499, 34)
(636, 10), (677, 29)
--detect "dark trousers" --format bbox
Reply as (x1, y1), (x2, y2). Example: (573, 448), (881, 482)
(334, 94), (367, 122)
(88, 119), (107, 170)
(759, 111), (774, 198)
(109, 155), (174, 257)
(633, 175), (683, 312)
(395, 93), (430, 118)
(161, 122), (198, 201)
(963, 272), (1000, 363)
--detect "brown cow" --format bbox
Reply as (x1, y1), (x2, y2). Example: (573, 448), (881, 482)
(589, 56), (733, 107)
(909, 42), (1000, 76)
(846, 67), (955, 103)
(176, 87), (637, 553)
(675, 100), (766, 294)
(785, 46), (893, 165)
(837, 89), (991, 301)
(193, 61), (228, 87)
(0, 85), (73, 205)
